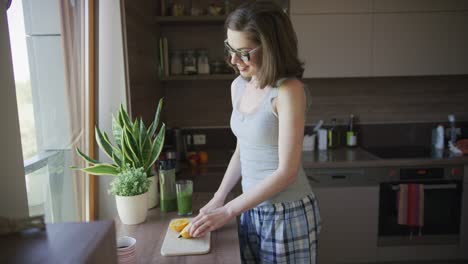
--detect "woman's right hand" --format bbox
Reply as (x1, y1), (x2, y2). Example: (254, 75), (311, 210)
(199, 193), (226, 214)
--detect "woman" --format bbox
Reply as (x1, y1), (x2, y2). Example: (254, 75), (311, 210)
(189, 1), (321, 263)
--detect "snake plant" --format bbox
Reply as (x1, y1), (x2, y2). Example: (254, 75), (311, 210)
(73, 98), (165, 177)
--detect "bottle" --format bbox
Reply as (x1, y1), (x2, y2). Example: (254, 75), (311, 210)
(159, 159), (177, 212)
(433, 124), (444, 150)
(346, 114), (357, 147)
(448, 114), (457, 145)
(183, 50), (197, 75)
(170, 50), (183, 75)
(197, 50), (210, 74)
(327, 118), (339, 148)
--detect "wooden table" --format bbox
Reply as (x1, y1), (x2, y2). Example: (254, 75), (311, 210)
(116, 192), (241, 264)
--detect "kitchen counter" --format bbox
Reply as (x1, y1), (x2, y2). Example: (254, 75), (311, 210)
(115, 192), (241, 264)
(181, 148), (468, 171)
(302, 148), (468, 168)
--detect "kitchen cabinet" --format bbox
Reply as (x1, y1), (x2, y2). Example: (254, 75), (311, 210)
(372, 13), (450, 76)
(462, 165), (468, 260)
(373, 11), (468, 76)
(314, 186), (379, 263)
(447, 11), (468, 75)
(307, 168), (379, 263)
(291, 1), (468, 77)
(373, 0), (468, 12)
(292, 14), (372, 78)
(290, 0), (372, 14)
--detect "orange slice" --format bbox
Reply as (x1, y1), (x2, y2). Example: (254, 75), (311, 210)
(169, 218), (190, 232)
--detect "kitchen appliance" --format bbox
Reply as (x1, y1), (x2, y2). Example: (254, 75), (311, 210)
(375, 166), (464, 246)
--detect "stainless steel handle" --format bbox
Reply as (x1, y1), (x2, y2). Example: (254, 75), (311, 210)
(391, 184), (458, 191)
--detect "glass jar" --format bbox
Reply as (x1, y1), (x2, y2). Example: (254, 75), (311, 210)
(197, 50), (210, 74)
(170, 50), (183, 75)
(183, 50), (197, 75)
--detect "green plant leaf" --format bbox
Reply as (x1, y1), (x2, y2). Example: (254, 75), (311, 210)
(80, 164), (119, 176)
(119, 104), (133, 130)
(139, 118), (147, 157)
(123, 127), (140, 167)
(145, 123), (165, 173)
(148, 98), (163, 138)
(95, 126), (115, 161)
(121, 131), (134, 167)
(112, 115), (123, 149)
(76, 148), (101, 164)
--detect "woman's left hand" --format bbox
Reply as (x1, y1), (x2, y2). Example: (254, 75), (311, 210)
(189, 206), (234, 238)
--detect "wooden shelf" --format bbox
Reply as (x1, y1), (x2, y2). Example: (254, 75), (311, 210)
(161, 74), (236, 81)
(155, 16), (227, 24)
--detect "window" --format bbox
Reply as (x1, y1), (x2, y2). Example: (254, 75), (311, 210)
(7, 0), (88, 222)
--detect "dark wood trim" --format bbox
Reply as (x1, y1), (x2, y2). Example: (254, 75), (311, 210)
(88, 0), (96, 221)
(120, 0), (132, 115)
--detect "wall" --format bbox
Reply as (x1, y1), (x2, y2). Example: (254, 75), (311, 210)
(304, 75), (468, 125)
(161, 75), (468, 127)
(97, 0), (128, 220)
(0, 2), (29, 218)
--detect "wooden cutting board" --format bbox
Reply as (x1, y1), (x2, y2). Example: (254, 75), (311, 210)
(160, 218), (211, 256)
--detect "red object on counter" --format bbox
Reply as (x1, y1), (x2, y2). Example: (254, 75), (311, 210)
(456, 139), (468, 154)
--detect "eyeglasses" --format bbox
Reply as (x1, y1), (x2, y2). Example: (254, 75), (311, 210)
(224, 39), (261, 63)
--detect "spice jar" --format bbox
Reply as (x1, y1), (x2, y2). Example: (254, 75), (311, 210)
(183, 50), (197, 75)
(197, 50), (210, 74)
(170, 50), (183, 75)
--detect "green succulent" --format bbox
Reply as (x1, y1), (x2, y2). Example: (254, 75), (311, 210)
(109, 166), (150, 196)
(73, 98), (165, 177)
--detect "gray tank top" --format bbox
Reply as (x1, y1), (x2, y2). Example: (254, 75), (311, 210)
(230, 76), (312, 206)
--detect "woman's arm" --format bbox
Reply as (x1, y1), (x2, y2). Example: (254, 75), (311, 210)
(189, 79), (306, 237)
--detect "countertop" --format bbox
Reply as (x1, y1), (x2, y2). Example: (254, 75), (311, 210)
(302, 148), (468, 168)
(181, 148), (468, 171)
(115, 192), (241, 264)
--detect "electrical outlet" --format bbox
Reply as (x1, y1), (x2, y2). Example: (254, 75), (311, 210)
(193, 134), (206, 145)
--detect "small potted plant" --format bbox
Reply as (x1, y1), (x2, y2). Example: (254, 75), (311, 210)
(73, 98), (165, 209)
(110, 166), (150, 225)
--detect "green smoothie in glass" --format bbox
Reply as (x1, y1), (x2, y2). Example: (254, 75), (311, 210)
(176, 180), (193, 216)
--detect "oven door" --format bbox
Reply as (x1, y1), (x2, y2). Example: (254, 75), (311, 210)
(378, 180), (462, 246)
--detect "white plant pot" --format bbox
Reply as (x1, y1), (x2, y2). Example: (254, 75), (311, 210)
(147, 174), (159, 209)
(115, 192), (148, 225)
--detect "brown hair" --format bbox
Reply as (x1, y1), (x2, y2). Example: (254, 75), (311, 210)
(225, 1), (304, 89)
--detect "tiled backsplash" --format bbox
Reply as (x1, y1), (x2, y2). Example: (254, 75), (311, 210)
(161, 75), (468, 127)
(167, 122), (468, 152)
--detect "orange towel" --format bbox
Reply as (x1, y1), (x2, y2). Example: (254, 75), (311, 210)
(397, 184), (424, 227)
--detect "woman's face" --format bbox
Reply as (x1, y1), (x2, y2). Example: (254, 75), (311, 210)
(226, 29), (261, 79)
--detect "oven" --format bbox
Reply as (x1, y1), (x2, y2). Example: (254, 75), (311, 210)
(376, 166), (464, 246)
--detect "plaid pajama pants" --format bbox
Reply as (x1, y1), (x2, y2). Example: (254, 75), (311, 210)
(238, 193), (321, 264)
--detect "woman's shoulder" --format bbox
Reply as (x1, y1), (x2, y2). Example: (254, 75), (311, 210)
(231, 75), (246, 100)
(274, 77), (303, 90)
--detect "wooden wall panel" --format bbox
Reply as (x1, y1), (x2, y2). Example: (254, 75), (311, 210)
(163, 75), (468, 127)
